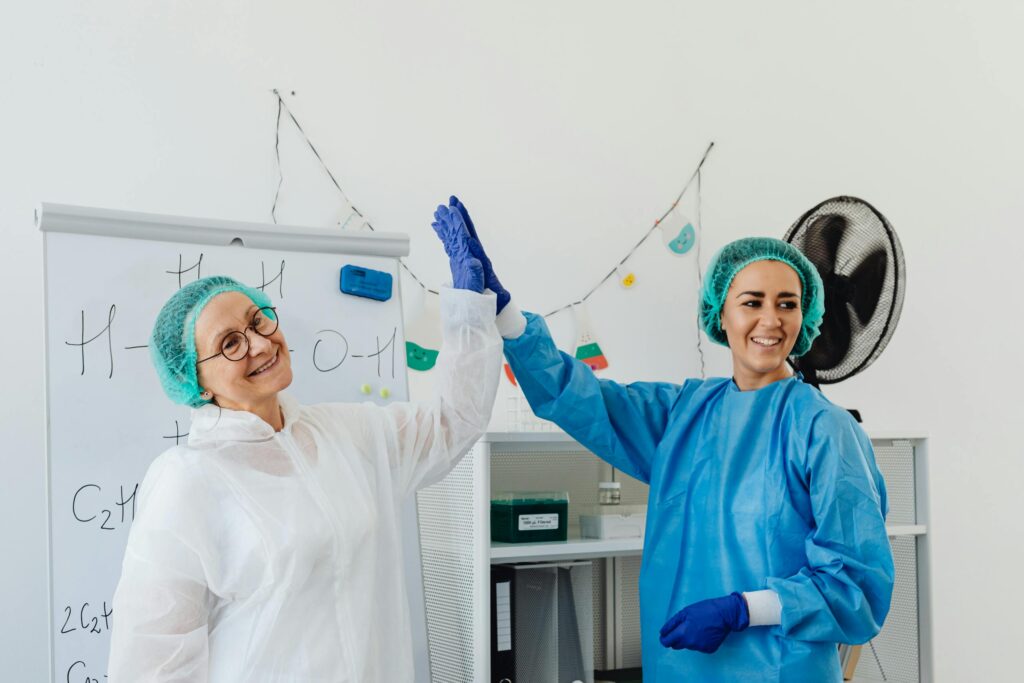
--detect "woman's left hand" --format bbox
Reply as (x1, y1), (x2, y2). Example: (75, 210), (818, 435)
(448, 195), (511, 313)
(659, 592), (750, 653)
(432, 204), (484, 293)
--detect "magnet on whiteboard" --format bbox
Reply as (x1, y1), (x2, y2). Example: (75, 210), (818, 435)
(340, 265), (393, 301)
(360, 384), (372, 395)
(379, 387), (391, 399)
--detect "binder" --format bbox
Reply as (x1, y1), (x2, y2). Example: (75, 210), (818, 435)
(557, 566), (586, 682)
(491, 565), (516, 683)
(839, 643), (863, 680)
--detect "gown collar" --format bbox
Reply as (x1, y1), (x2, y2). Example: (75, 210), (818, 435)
(188, 392), (301, 445)
(727, 372), (803, 394)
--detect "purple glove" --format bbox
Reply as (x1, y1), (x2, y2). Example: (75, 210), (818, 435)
(659, 593), (750, 654)
(431, 205), (484, 293)
(448, 195), (511, 314)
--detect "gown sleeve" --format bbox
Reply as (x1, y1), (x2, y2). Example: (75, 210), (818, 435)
(377, 287), (504, 498)
(766, 408), (895, 644)
(502, 312), (684, 483)
(108, 455), (213, 682)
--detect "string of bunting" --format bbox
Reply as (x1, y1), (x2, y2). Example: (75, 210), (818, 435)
(538, 142), (713, 318)
(270, 89), (712, 376)
(271, 90), (441, 296)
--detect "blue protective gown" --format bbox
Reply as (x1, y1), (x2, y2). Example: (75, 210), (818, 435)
(504, 313), (894, 682)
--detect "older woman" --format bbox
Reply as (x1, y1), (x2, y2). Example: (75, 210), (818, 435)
(108, 204), (502, 681)
(449, 193), (894, 682)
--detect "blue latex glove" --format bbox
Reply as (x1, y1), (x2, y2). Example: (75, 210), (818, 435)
(658, 593), (750, 654)
(432, 204), (484, 293)
(448, 195), (511, 314)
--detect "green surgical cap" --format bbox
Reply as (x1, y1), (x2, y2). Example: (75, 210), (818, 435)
(700, 237), (825, 358)
(150, 276), (273, 407)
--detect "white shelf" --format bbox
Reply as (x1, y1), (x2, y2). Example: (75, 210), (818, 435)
(862, 430), (929, 442)
(886, 524), (927, 537)
(483, 429), (927, 445)
(491, 536), (643, 563)
(490, 524), (924, 564)
(481, 430), (572, 443)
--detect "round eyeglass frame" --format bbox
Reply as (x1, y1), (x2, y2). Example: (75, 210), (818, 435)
(196, 307), (279, 364)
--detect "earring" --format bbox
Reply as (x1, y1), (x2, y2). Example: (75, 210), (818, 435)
(201, 390), (212, 400)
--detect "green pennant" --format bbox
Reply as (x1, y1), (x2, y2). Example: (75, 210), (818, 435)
(406, 341), (439, 372)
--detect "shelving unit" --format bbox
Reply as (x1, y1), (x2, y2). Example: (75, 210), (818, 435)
(491, 537), (643, 563)
(490, 524), (925, 565)
(416, 431), (931, 683)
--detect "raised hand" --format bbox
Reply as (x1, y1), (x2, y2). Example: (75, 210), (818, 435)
(448, 196), (511, 313)
(431, 204), (484, 293)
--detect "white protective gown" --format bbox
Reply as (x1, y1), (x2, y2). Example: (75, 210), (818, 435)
(109, 288), (503, 682)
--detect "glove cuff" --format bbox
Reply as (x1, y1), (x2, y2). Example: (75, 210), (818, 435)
(741, 589), (782, 627)
(495, 299), (527, 339)
(730, 592), (751, 631)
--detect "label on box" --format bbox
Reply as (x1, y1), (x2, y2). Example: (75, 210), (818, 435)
(518, 513), (559, 531)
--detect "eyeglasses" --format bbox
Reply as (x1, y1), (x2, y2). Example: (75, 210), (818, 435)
(197, 307), (279, 363)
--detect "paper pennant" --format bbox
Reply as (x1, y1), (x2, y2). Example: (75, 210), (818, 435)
(403, 292), (441, 372)
(406, 342), (439, 372)
(616, 265), (637, 289)
(658, 206), (696, 256)
(572, 304), (609, 371)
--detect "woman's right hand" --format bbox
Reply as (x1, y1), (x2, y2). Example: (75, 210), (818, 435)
(448, 196), (511, 314)
(432, 204), (484, 293)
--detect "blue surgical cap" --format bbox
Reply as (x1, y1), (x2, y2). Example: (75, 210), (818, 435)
(700, 237), (825, 357)
(150, 276), (274, 407)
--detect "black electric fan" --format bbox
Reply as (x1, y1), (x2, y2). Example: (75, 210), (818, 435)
(784, 196), (906, 421)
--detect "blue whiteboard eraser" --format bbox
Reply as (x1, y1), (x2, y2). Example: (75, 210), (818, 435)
(340, 265), (393, 302)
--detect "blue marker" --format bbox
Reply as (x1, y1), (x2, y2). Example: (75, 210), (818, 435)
(340, 265), (393, 302)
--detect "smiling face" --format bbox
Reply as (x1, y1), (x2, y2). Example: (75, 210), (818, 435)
(720, 260), (803, 391)
(194, 291), (293, 413)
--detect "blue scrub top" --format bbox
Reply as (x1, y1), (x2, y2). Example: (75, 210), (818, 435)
(504, 313), (895, 683)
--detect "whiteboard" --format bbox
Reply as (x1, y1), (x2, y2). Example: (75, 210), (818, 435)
(39, 204), (429, 682)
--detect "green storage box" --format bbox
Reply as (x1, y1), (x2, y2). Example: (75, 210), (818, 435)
(491, 492), (569, 543)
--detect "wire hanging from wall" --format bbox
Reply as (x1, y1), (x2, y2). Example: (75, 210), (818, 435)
(269, 89), (712, 370)
(695, 168), (707, 378)
(271, 95), (284, 224)
(270, 89), (441, 295)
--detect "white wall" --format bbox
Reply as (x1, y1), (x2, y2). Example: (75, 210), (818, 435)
(3, 1), (1021, 680)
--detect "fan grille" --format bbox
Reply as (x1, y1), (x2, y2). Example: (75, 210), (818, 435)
(785, 196), (905, 383)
